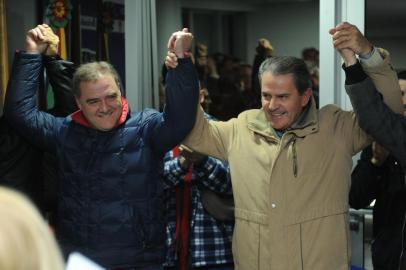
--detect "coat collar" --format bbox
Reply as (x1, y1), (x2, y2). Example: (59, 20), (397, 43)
(71, 97), (129, 129)
(247, 97), (319, 139)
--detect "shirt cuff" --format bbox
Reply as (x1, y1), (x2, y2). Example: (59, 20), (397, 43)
(359, 47), (384, 68)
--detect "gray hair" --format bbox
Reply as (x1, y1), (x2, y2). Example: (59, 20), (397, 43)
(258, 56), (312, 95)
(72, 61), (122, 97)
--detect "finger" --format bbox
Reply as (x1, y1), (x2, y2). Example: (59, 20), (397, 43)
(334, 22), (352, 31)
(165, 57), (178, 69)
(167, 52), (178, 62)
(332, 29), (352, 40)
(33, 27), (45, 41)
(38, 24), (49, 35)
(328, 28), (337, 35)
(167, 34), (176, 50)
(27, 29), (38, 40)
(332, 34), (353, 47)
(168, 51), (177, 58)
(334, 41), (354, 51)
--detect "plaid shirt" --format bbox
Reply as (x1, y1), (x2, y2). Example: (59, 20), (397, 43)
(162, 149), (234, 268)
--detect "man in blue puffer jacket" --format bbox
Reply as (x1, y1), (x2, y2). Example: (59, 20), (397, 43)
(4, 24), (199, 270)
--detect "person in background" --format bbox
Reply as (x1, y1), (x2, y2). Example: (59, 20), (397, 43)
(251, 38), (274, 108)
(344, 61), (406, 269)
(398, 70), (406, 115)
(302, 47), (319, 67)
(302, 47), (320, 108)
(163, 87), (234, 270)
(3, 24), (199, 269)
(0, 186), (65, 270)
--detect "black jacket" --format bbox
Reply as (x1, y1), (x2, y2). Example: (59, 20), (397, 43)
(345, 63), (406, 270)
(0, 55), (77, 216)
(350, 146), (406, 270)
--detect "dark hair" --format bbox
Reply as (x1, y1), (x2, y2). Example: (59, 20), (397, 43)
(398, 70), (406, 80)
(258, 56), (312, 94)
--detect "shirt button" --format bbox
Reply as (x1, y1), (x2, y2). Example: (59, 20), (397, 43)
(271, 203), (276, 208)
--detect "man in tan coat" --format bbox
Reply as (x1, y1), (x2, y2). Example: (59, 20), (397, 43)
(166, 22), (402, 270)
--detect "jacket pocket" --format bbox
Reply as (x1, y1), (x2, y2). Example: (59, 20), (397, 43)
(233, 208), (269, 270)
(299, 213), (350, 270)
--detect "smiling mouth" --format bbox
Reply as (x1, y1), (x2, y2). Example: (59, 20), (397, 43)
(97, 111), (113, 117)
(271, 112), (286, 117)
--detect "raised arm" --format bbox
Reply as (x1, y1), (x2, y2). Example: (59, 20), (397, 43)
(331, 22), (403, 114)
(4, 24), (62, 152)
(41, 26), (77, 117)
(165, 51), (235, 161)
(345, 69), (406, 168)
(330, 22), (406, 165)
(150, 29), (199, 153)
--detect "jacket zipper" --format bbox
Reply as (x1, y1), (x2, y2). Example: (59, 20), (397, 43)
(292, 138), (298, 177)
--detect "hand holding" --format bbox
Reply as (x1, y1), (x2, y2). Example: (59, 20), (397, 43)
(329, 22), (373, 57)
(41, 25), (60, 56)
(178, 145), (207, 169)
(26, 24), (50, 54)
(165, 51), (178, 69)
(167, 28), (193, 58)
(371, 142), (390, 166)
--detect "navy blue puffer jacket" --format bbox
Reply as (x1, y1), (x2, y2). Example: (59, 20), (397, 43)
(4, 53), (199, 268)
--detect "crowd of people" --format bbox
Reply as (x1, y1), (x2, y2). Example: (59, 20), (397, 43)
(0, 20), (405, 270)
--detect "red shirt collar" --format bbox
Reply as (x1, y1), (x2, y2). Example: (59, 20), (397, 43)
(71, 97), (129, 129)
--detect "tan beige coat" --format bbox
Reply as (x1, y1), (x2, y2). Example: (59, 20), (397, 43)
(183, 49), (402, 270)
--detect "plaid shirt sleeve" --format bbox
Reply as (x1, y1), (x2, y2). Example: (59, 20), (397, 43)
(194, 157), (232, 194)
(163, 150), (188, 187)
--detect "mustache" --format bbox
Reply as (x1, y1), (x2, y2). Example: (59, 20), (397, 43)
(97, 110), (113, 116)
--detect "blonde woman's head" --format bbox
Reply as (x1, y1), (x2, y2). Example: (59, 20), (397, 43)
(0, 187), (64, 270)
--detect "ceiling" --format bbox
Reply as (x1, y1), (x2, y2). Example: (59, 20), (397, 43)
(182, 0), (405, 38)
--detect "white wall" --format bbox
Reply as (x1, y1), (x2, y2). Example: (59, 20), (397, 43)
(156, 0), (182, 73)
(246, 1), (319, 65)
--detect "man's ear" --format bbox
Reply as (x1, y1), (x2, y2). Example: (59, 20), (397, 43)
(301, 88), (313, 107)
(75, 97), (82, 110)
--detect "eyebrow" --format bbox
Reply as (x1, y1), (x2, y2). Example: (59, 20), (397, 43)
(86, 98), (100, 103)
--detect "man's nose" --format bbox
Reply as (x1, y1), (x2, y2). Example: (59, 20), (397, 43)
(99, 100), (109, 112)
(268, 98), (277, 110)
